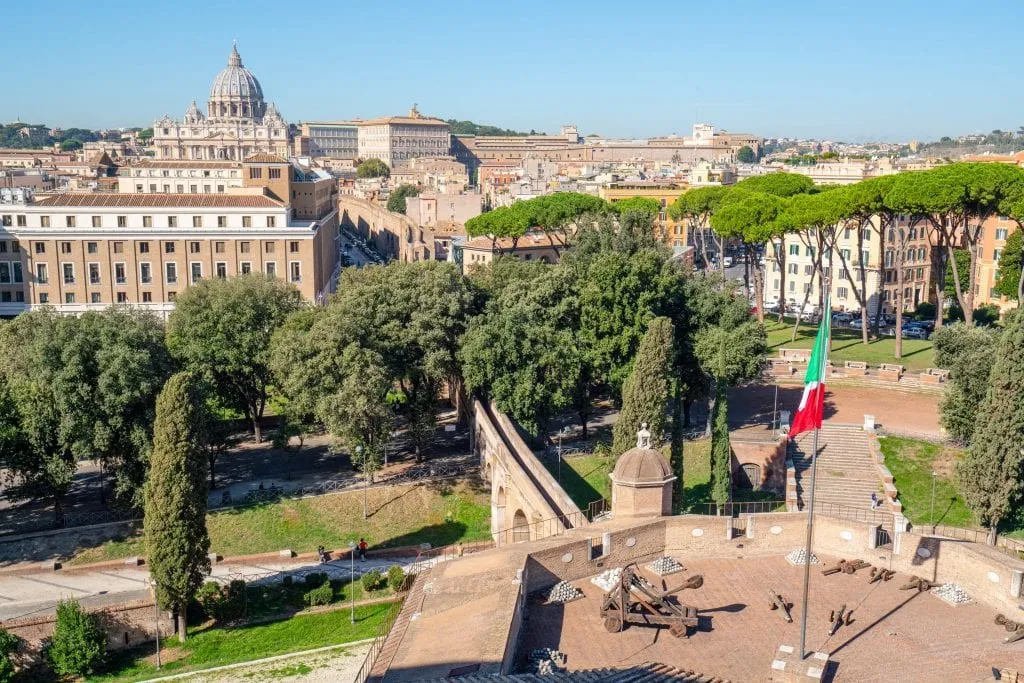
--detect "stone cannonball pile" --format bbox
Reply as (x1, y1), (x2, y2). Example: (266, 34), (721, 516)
(546, 580), (583, 603)
(932, 583), (972, 606)
(529, 648), (567, 674)
(786, 548), (819, 566)
(647, 556), (684, 575)
(591, 567), (623, 592)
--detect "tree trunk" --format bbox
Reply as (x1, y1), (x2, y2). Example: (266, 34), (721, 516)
(698, 223), (712, 273)
(775, 245), (787, 324)
(751, 245), (765, 323)
(683, 398), (692, 429)
(946, 242), (973, 326)
(670, 382), (684, 507)
(1018, 261), (1024, 301)
(177, 608), (187, 643)
(53, 494), (64, 526)
(857, 225), (869, 344)
(932, 226), (947, 329)
(208, 453), (216, 491)
(895, 248), (906, 360)
(98, 459), (106, 506)
(704, 379), (716, 439)
(252, 417), (263, 444)
(578, 410), (589, 439)
(987, 522), (998, 547)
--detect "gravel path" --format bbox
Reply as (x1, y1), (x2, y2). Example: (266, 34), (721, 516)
(149, 642), (372, 682)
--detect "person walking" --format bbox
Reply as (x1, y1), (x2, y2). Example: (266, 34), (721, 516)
(358, 538), (367, 562)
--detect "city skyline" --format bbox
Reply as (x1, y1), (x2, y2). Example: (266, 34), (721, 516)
(5, 0), (1023, 142)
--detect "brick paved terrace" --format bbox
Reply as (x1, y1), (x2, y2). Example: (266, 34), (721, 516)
(519, 554), (1018, 682)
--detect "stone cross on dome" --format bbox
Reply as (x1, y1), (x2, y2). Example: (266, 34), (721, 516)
(636, 423), (652, 450)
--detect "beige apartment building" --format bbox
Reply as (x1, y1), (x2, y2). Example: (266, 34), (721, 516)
(356, 107), (450, 167)
(390, 156), (469, 193)
(458, 232), (563, 269)
(404, 192), (481, 229)
(0, 155), (338, 317)
(117, 160), (246, 194)
(598, 182), (689, 255)
(975, 214), (1019, 311)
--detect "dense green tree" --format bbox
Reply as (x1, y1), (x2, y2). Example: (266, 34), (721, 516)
(612, 318), (674, 455)
(611, 196), (660, 218)
(736, 146), (756, 163)
(356, 158), (390, 178)
(60, 139), (82, 152)
(168, 275), (302, 443)
(460, 269), (582, 435)
(669, 186), (729, 272)
(956, 313), (1024, 542)
(0, 629), (16, 683)
(138, 127), (154, 143)
(944, 248), (971, 300)
(47, 600), (105, 676)
(466, 255), (548, 300)
(932, 323), (999, 444)
(445, 119), (529, 137)
(386, 183), (420, 213)
(144, 372), (211, 642)
(994, 229), (1023, 300)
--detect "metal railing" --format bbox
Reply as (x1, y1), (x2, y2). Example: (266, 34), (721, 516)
(587, 498), (610, 521)
(921, 523), (1024, 560)
(704, 500), (787, 517)
(353, 596), (405, 683)
(812, 500), (895, 527)
(493, 509), (588, 548)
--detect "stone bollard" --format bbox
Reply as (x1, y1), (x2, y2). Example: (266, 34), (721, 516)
(863, 414), (876, 432)
(725, 521), (734, 540)
(39, 560), (61, 571)
(1011, 570), (1023, 599)
(867, 524), (880, 550)
(746, 515), (756, 539)
(602, 532), (612, 557)
(278, 549), (294, 558)
(124, 556), (143, 566)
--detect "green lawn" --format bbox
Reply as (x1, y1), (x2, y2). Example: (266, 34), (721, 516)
(879, 437), (974, 528)
(87, 602), (395, 682)
(765, 319), (936, 372)
(70, 481), (491, 565)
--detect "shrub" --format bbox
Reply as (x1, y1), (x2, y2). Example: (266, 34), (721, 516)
(47, 600), (105, 676)
(196, 581), (222, 620)
(361, 569), (382, 592)
(281, 575), (293, 587)
(196, 580), (247, 622)
(914, 302), (936, 320)
(387, 565), (406, 593)
(303, 572), (328, 587)
(974, 304), (1001, 327)
(0, 629), (18, 683)
(303, 582), (333, 607)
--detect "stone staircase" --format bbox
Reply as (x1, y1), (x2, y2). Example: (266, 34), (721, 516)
(435, 663), (728, 682)
(789, 424), (882, 512)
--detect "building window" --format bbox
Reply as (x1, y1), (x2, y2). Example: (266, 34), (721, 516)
(113, 241), (124, 254)
(89, 263), (100, 285)
(216, 216), (227, 228)
(837, 286), (849, 299)
(166, 262), (178, 284)
(176, 184), (184, 193)
(62, 263), (74, 284)
(91, 293), (101, 304)
(194, 216), (204, 228)
(168, 216), (178, 228)
(12, 263), (22, 284)
(117, 292), (127, 303)
(265, 241), (275, 253)
(140, 263), (152, 284)
(215, 262), (227, 278)
(40, 216), (50, 228)
(240, 241), (250, 254)
(289, 261), (301, 283)
(996, 228), (1008, 240)
(117, 215), (127, 228)
(65, 216), (75, 228)
(139, 242), (150, 254)
(265, 262), (276, 276)
(191, 185), (198, 194)
(61, 242), (72, 254)
(115, 263), (126, 284)
(87, 242), (98, 254)
(0, 264), (9, 284)
(241, 262), (252, 274)
(91, 216), (101, 228)
(249, 168), (262, 179)
(165, 241), (175, 254)
(289, 241), (299, 253)
(16, 216), (25, 227)
(267, 216), (276, 228)
(65, 293), (75, 304)
(142, 292), (152, 303)
(191, 262), (202, 283)
(243, 216), (252, 228)
(190, 241), (201, 254)
(143, 216), (153, 228)
(34, 242), (45, 254)
(994, 248), (1003, 261)
(39, 293), (49, 304)
(215, 241), (225, 254)
(168, 291), (177, 302)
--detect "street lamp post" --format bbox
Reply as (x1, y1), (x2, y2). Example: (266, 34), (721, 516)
(348, 540), (356, 624)
(151, 580), (161, 670)
(930, 471), (938, 532)
(556, 428), (569, 483)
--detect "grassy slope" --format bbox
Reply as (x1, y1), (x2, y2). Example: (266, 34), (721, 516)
(764, 319), (936, 372)
(879, 437), (973, 528)
(70, 481), (490, 565)
(87, 602), (394, 682)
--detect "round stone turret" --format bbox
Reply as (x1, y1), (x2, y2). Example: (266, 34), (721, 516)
(610, 423), (675, 517)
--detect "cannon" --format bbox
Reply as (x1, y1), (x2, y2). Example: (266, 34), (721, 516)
(868, 567), (896, 584)
(995, 614), (1024, 644)
(768, 589), (793, 623)
(600, 563), (702, 639)
(828, 604), (854, 636)
(899, 576), (937, 592)
(822, 559), (871, 576)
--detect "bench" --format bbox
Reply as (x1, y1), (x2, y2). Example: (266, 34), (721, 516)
(919, 367), (950, 385)
(778, 348), (811, 363)
(770, 360), (796, 377)
(880, 363), (905, 373)
(844, 360), (868, 376)
(878, 363), (904, 382)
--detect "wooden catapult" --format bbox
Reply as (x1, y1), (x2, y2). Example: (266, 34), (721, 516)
(599, 563), (702, 639)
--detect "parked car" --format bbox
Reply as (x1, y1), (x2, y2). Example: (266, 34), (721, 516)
(723, 256), (734, 268)
(903, 327), (929, 340)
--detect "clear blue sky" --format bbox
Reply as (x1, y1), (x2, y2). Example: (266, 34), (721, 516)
(5, 0), (1020, 141)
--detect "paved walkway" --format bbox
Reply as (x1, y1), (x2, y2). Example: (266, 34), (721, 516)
(0, 554), (429, 623)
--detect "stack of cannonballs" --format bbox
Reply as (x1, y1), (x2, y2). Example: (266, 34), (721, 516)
(591, 567), (623, 592)
(647, 556), (684, 576)
(932, 583), (972, 606)
(786, 548), (819, 566)
(546, 580), (583, 603)
(528, 648), (567, 674)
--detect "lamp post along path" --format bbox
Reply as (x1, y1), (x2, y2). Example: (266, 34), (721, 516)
(349, 541), (356, 624)
(151, 580), (161, 670)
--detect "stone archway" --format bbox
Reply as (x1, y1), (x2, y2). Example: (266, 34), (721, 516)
(495, 486), (506, 533)
(511, 509), (529, 543)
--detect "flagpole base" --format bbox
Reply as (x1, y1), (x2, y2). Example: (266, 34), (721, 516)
(769, 644), (832, 681)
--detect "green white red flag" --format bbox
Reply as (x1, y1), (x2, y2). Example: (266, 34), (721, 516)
(789, 306), (831, 439)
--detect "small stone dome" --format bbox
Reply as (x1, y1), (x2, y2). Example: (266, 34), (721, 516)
(612, 446), (673, 485)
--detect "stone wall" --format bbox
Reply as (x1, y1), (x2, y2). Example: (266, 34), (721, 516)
(2, 598), (174, 662)
(339, 195), (435, 262)
(729, 436), (787, 491)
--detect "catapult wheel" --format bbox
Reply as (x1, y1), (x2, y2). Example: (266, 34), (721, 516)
(604, 614), (623, 633)
(669, 623), (688, 639)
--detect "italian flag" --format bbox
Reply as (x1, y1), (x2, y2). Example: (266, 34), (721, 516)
(789, 308), (831, 439)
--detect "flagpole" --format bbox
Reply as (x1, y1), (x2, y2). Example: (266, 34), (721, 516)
(798, 284), (831, 660)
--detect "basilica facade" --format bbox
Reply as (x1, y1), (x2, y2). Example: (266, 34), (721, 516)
(151, 45), (290, 161)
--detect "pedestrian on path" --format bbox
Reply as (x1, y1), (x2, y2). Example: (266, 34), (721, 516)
(358, 538), (367, 562)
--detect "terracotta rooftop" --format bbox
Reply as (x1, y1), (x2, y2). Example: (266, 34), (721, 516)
(358, 116), (449, 127)
(130, 159), (242, 169)
(461, 231), (564, 251)
(243, 152), (290, 164)
(31, 193), (283, 208)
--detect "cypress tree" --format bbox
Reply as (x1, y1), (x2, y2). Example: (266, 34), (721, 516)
(144, 372), (211, 642)
(956, 313), (1024, 543)
(709, 383), (731, 507)
(612, 317), (674, 456)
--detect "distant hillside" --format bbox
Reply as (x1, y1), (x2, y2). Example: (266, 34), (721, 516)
(0, 122), (103, 151)
(915, 128), (1024, 157)
(446, 119), (535, 137)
